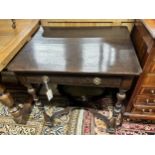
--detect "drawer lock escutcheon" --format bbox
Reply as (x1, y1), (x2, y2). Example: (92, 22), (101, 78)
(93, 77), (102, 85)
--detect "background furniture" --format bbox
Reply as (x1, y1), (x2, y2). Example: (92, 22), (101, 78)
(0, 20), (39, 123)
(41, 19), (134, 32)
(0, 19), (39, 71)
(125, 20), (155, 120)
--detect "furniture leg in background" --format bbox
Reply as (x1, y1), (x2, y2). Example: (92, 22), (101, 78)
(11, 19), (16, 29)
(0, 83), (32, 124)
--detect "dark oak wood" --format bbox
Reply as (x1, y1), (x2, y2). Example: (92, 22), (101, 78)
(8, 27), (141, 76)
(7, 26), (141, 130)
(17, 74), (122, 87)
(125, 20), (155, 120)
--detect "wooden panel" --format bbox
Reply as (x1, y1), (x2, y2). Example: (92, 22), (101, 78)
(141, 74), (155, 87)
(41, 19), (135, 32)
(124, 111), (155, 120)
(0, 19), (39, 71)
(131, 24), (152, 68)
(148, 61), (155, 73)
(142, 19), (155, 39)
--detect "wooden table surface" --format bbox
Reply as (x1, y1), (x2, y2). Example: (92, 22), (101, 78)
(142, 19), (155, 39)
(0, 19), (39, 71)
(8, 26), (142, 76)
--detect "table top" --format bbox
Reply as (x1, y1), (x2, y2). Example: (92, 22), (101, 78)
(0, 19), (39, 72)
(142, 19), (155, 39)
(8, 26), (142, 76)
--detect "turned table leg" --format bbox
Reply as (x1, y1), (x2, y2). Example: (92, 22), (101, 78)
(26, 85), (53, 126)
(113, 89), (126, 127)
(110, 77), (133, 130)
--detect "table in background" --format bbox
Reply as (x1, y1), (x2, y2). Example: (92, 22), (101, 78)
(0, 20), (39, 124)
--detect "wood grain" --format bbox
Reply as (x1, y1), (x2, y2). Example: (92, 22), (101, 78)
(126, 20), (155, 120)
(124, 112), (155, 120)
(7, 27), (141, 76)
(41, 19), (134, 32)
(0, 19), (39, 71)
(142, 19), (155, 38)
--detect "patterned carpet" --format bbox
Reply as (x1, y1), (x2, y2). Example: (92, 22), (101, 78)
(0, 100), (155, 135)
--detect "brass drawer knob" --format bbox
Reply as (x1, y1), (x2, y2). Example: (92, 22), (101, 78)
(150, 89), (155, 94)
(142, 109), (145, 112)
(93, 77), (102, 85)
(149, 109), (153, 112)
(146, 99), (149, 104)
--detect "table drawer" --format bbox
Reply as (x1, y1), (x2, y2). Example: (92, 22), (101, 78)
(18, 75), (122, 88)
(139, 87), (155, 96)
(134, 95), (155, 106)
(124, 111), (155, 120)
(125, 109), (155, 120)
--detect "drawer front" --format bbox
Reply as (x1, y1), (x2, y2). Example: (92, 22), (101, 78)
(129, 108), (155, 119)
(18, 75), (122, 88)
(134, 95), (155, 106)
(142, 74), (155, 87)
(134, 104), (155, 113)
(139, 87), (155, 96)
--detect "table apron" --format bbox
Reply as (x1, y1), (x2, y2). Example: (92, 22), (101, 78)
(17, 74), (123, 88)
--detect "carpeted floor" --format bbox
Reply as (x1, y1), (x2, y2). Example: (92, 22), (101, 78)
(0, 99), (155, 135)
